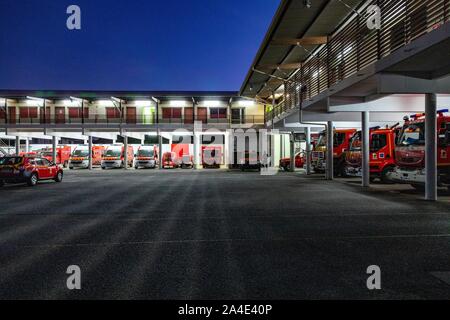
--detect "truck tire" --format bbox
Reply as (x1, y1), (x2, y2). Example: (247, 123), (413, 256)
(381, 167), (395, 184)
(27, 173), (38, 187)
(63, 161), (68, 168)
(54, 171), (63, 183)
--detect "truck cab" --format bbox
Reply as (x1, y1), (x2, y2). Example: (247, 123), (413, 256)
(312, 129), (356, 176)
(69, 145), (105, 169)
(344, 126), (398, 182)
(101, 145), (134, 169)
(135, 145), (158, 169)
(162, 152), (179, 169)
(388, 110), (450, 190)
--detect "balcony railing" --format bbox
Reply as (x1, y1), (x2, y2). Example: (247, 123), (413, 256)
(268, 0), (449, 122)
(0, 114), (265, 126)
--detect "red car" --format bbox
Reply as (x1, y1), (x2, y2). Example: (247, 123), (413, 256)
(0, 156), (64, 187)
(279, 152), (305, 171)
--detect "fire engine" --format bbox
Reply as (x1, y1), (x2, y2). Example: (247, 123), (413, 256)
(101, 145), (134, 169)
(135, 145), (159, 169)
(388, 110), (450, 190)
(39, 146), (72, 168)
(311, 129), (356, 176)
(344, 124), (400, 182)
(69, 145), (105, 169)
(162, 151), (179, 169)
(279, 152), (305, 171)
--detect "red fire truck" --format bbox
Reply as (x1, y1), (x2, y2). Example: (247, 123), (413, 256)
(388, 110), (450, 190)
(311, 129), (356, 176)
(162, 152), (179, 169)
(39, 146), (72, 168)
(344, 125), (400, 182)
(135, 145), (159, 169)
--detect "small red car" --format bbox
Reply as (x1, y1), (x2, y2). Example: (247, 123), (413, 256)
(0, 156), (64, 187)
(279, 152), (305, 171)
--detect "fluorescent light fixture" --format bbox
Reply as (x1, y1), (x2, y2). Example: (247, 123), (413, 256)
(170, 100), (187, 107)
(135, 100), (152, 107)
(26, 96), (44, 106)
(203, 100), (221, 107)
(0, 98), (5, 104)
(238, 100), (255, 107)
(98, 100), (114, 107)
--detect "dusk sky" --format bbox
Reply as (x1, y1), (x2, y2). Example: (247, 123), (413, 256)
(0, 0), (278, 91)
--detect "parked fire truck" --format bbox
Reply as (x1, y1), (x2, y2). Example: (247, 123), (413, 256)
(101, 145), (134, 169)
(135, 145), (158, 169)
(69, 145), (105, 169)
(311, 129), (356, 176)
(202, 146), (223, 169)
(388, 110), (450, 190)
(344, 125), (400, 182)
(39, 146), (72, 168)
(279, 152), (306, 171)
(162, 152), (179, 169)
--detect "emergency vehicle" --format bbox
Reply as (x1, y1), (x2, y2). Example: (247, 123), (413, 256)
(39, 146), (72, 168)
(311, 129), (356, 176)
(279, 152), (306, 171)
(69, 145), (105, 169)
(388, 110), (450, 190)
(101, 145), (134, 169)
(135, 145), (158, 169)
(344, 125), (399, 182)
(202, 146), (223, 169)
(162, 152), (179, 169)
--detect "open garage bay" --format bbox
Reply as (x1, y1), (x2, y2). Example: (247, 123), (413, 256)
(1, 170), (450, 299)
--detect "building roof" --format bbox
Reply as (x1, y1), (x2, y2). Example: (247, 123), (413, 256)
(239, 0), (364, 99)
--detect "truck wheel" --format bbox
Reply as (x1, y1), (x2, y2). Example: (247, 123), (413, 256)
(54, 171), (63, 183)
(27, 173), (38, 187)
(381, 167), (395, 184)
(63, 161), (68, 168)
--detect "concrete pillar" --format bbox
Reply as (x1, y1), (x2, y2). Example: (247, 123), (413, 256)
(289, 133), (295, 172)
(306, 127), (312, 175)
(52, 136), (57, 164)
(224, 131), (230, 168)
(326, 121), (334, 180)
(15, 137), (20, 155)
(25, 138), (30, 153)
(425, 93), (437, 201)
(193, 132), (200, 169)
(362, 111), (370, 187)
(158, 131), (163, 169)
(123, 136), (128, 169)
(88, 136), (93, 170)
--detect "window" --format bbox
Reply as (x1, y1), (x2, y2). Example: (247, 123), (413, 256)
(371, 134), (387, 152)
(210, 108), (227, 119)
(41, 158), (51, 166)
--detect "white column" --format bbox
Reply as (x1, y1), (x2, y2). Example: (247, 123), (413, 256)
(326, 121), (334, 180)
(224, 130), (230, 168)
(15, 137), (20, 155)
(362, 111), (370, 187)
(306, 127), (312, 175)
(88, 136), (93, 170)
(425, 93), (437, 201)
(52, 136), (57, 164)
(123, 136), (128, 169)
(194, 121), (201, 169)
(289, 133), (295, 172)
(158, 130), (163, 169)
(25, 138), (30, 153)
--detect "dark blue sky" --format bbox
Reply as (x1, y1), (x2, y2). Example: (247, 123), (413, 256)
(0, 0), (278, 91)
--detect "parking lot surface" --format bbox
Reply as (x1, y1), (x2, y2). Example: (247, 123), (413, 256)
(1, 169), (450, 299)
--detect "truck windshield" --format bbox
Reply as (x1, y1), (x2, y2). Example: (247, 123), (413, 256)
(42, 152), (53, 157)
(0, 157), (23, 165)
(138, 149), (154, 157)
(349, 132), (362, 151)
(317, 132), (346, 147)
(105, 149), (122, 157)
(399, 123), (425, 146)
(73, 149), (89, 157)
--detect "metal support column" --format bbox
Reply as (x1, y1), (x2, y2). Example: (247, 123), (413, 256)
(326, 121), (334, 180)
(306, 127), (312, 175)
(52, 136), (57, 164)
(88, 136), (93, 170)
(193, 125), (201, 170)
(25, 138), (30, 153)
(158, 130), (163, 169)
(362, 111), (370, 187)
(425, 93), (437, 201)
(15, 137), (20, 155)
(289, 133), (295, 172)
(123, 135), (128, 169)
